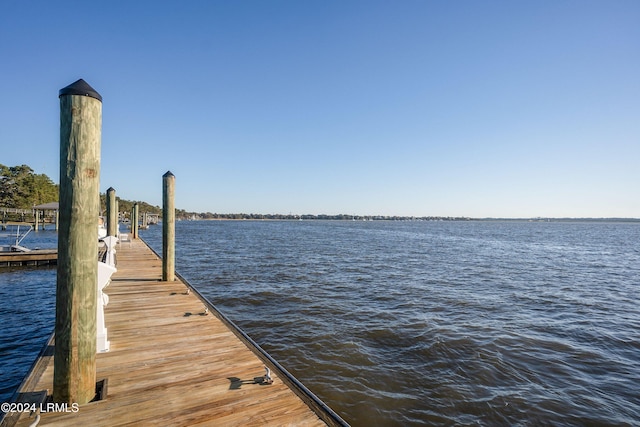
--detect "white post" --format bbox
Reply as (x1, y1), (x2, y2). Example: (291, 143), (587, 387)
(96, 261), (116, 353)
(101, 235), (118, 267)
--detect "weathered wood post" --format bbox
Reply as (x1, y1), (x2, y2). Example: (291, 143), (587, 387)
(54, 79), (102, 404)
(106, 187), (117, 237)
(162, 171), (175, 282)
(130, 206), (135, 237)
(132, 203), (139, 239)
(34, 209), (40, 231)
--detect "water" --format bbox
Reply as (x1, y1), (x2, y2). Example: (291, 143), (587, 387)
(0, 229), (57, 405)
(2, 221), (639, 426)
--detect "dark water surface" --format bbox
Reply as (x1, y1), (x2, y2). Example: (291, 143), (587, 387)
(2, 222), (639, 426)
(143, 220), (640, 426)
(0, 230), (57, 406)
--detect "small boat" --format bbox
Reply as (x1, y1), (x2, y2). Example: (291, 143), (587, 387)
(0, 223), (33, 252)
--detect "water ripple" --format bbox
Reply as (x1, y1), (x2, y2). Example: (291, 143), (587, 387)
(4, 222), (637, 425)
(142, 220), (640, 426)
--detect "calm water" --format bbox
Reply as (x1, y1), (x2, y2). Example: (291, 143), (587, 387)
(2, 221), (639, 426)
(0, 229), (57, 406)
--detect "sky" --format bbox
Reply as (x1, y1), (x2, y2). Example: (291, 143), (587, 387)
(1, 1), (638, 218)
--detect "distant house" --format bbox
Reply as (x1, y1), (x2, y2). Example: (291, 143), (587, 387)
(33, 202), (59, 224)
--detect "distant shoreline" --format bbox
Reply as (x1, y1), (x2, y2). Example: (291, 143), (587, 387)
(176, 215), (640, 223)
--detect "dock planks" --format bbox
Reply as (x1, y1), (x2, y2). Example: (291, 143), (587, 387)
(0, 249), (57, 268)
(5, 238), (344, 426)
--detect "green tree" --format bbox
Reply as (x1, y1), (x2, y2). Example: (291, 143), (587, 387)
(0, 164), (58, 208)
(99, 193), (161, 217)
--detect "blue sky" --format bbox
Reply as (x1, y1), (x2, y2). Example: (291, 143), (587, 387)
(1, 1), (638, 218)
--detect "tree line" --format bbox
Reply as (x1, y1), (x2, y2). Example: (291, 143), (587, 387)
(2, 164), (476, 222)
(0, 164), (162, 217)
(0, 164), (58, 209)
(99, 194), (161, 217)
(180, 212), (473, 221)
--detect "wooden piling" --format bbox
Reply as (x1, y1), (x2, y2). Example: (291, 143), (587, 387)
(132, 203), (139, 239)
(162, 171), (175, 282)
(54, 79), (102, 405)
(106, 187), (117, 237)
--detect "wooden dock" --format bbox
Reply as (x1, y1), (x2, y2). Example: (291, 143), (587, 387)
(0, 250), (57, 268)
(3, 238), (347, 426)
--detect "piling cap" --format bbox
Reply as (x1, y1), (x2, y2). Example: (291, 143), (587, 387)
(163, 171), (175, 178)
(59, 79), (102, 101)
